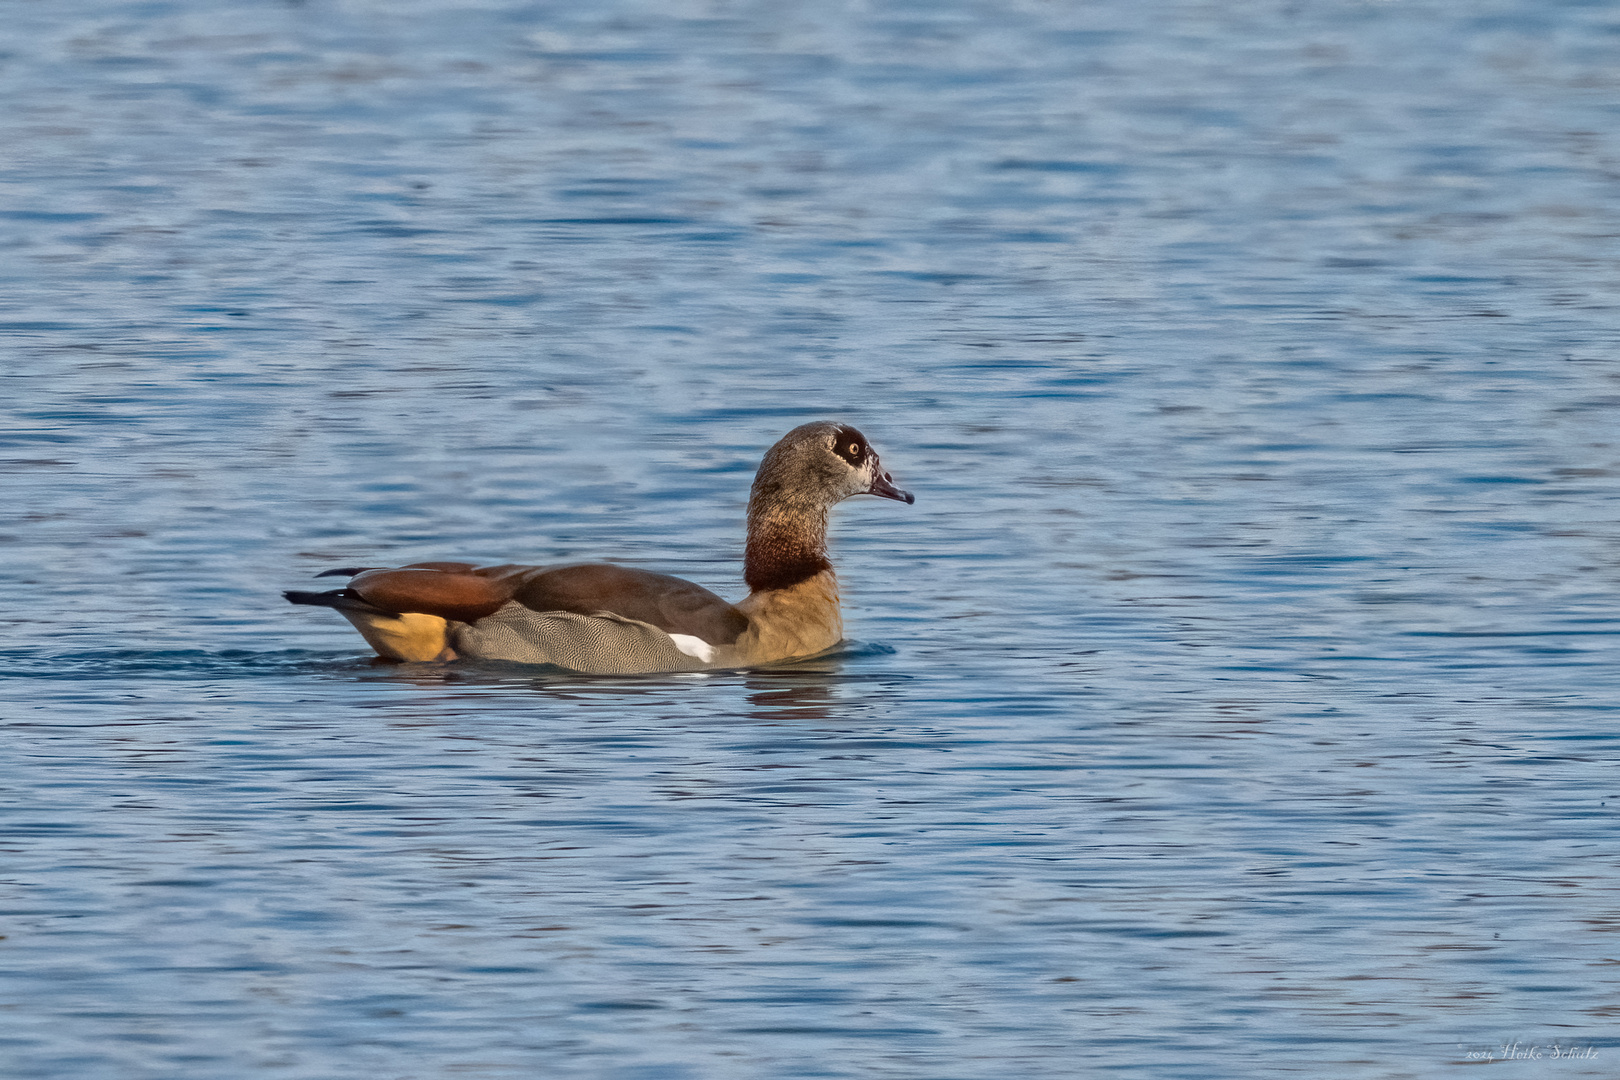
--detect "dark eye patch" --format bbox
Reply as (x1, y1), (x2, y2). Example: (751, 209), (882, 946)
(832, 425), (869, 466)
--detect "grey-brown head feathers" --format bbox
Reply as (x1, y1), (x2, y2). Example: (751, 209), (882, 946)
(743, 422), (911, 592)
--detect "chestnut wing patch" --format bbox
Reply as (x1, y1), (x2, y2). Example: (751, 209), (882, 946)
(348, 568), (512, 624)
(505, 563), (749, 646)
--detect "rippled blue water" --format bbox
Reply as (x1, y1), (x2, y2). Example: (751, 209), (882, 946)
(4, 1), (1620, 1077)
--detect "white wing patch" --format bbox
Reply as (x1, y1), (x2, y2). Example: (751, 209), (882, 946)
(668, 634), (716, 663)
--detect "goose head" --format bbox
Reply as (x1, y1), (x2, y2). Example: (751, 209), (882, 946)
(750, 421), (914, 514)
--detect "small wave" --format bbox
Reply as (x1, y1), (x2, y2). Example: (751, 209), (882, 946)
(826, 640), (898, 660)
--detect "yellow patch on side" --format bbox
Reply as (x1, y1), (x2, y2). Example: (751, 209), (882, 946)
(339, 609), (455, 662)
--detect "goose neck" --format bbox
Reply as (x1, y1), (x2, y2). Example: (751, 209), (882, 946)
(744, 498), (832, 593)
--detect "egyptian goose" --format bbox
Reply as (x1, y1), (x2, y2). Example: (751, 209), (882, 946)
(285, 421), (913, 673)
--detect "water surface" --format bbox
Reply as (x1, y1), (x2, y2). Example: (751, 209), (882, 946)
(4, 1), (1619, 1077)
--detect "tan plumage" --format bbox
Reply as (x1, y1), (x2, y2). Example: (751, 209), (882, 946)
(285, 422), (913, 673)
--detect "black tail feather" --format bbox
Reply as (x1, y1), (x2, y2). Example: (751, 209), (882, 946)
(285, 588), (397, 617)
(284, 589), (351, 608)
(315, 566), (376, 579)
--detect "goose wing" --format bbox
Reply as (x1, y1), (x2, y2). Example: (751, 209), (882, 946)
(495, 563), (749, 645)
(331, 561), (748, 645)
